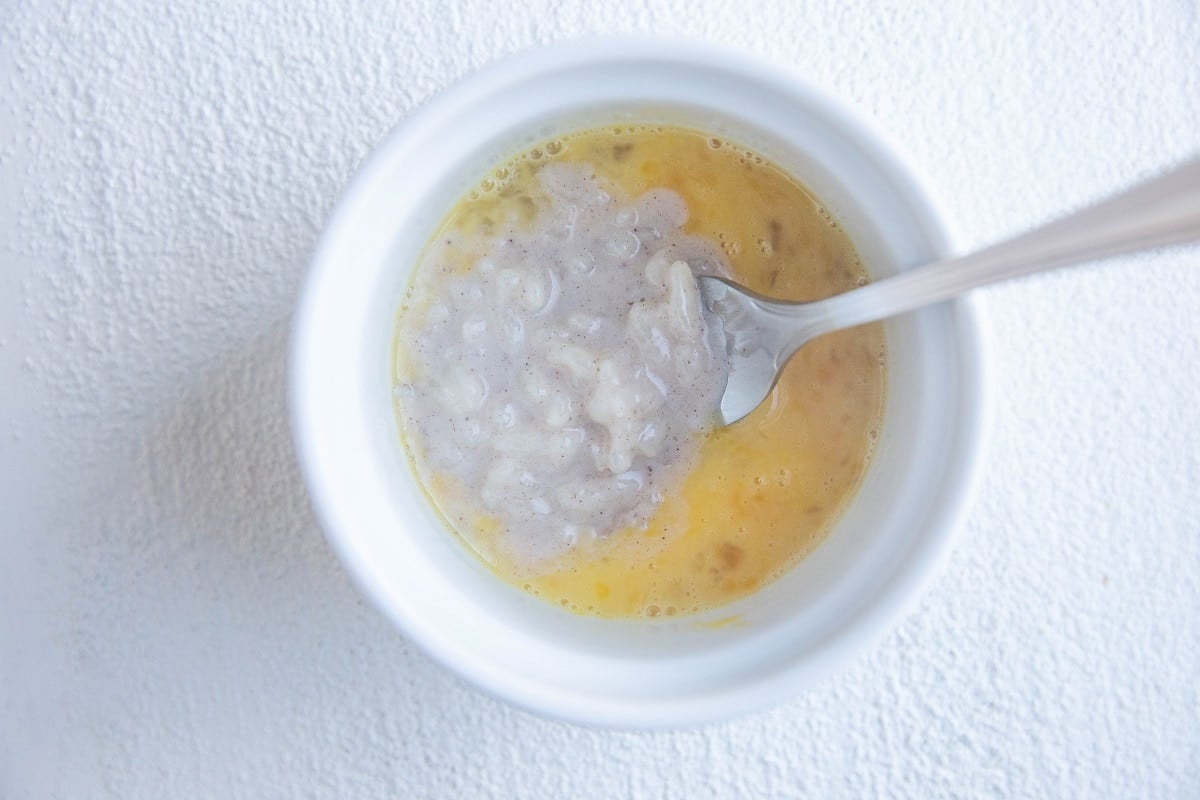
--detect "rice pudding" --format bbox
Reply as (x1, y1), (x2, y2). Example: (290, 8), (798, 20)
(395, 125), (885, 618)
(397, 161), (728, 565)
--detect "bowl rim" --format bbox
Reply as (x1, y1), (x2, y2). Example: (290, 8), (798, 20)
(289, 36), (992, 728)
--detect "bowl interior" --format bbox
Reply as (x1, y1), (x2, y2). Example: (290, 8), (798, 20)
(291, 42), (986, 727)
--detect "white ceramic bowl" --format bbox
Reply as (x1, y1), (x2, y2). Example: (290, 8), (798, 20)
(290, 39), (989, 728)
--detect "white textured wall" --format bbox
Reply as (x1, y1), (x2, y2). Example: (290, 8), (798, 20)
(3, 2), (1199, 797)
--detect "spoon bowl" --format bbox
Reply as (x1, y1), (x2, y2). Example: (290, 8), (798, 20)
(697, 275), (838, 425)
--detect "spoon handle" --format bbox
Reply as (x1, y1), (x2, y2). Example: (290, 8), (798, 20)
(811, 157), (1200, 333)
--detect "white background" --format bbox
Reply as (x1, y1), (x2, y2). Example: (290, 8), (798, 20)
(3, 2), (1198, 797)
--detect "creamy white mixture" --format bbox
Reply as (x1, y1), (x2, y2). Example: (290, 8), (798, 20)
(396, 162), (730, 566)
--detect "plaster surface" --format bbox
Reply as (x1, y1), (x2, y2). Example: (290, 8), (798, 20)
(2, 2), (1198, 797)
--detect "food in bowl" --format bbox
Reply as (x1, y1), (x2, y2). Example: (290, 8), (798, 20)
(294, 42), (988, 725)
(394, 124), (886, 618)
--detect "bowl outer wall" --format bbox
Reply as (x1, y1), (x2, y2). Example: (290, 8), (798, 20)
(289, 39), (991, 728)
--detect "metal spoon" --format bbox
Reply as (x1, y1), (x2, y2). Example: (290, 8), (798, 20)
(698, 157), (1200, 425)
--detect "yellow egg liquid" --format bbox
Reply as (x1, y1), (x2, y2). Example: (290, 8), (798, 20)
(397, 125), (885, 618)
